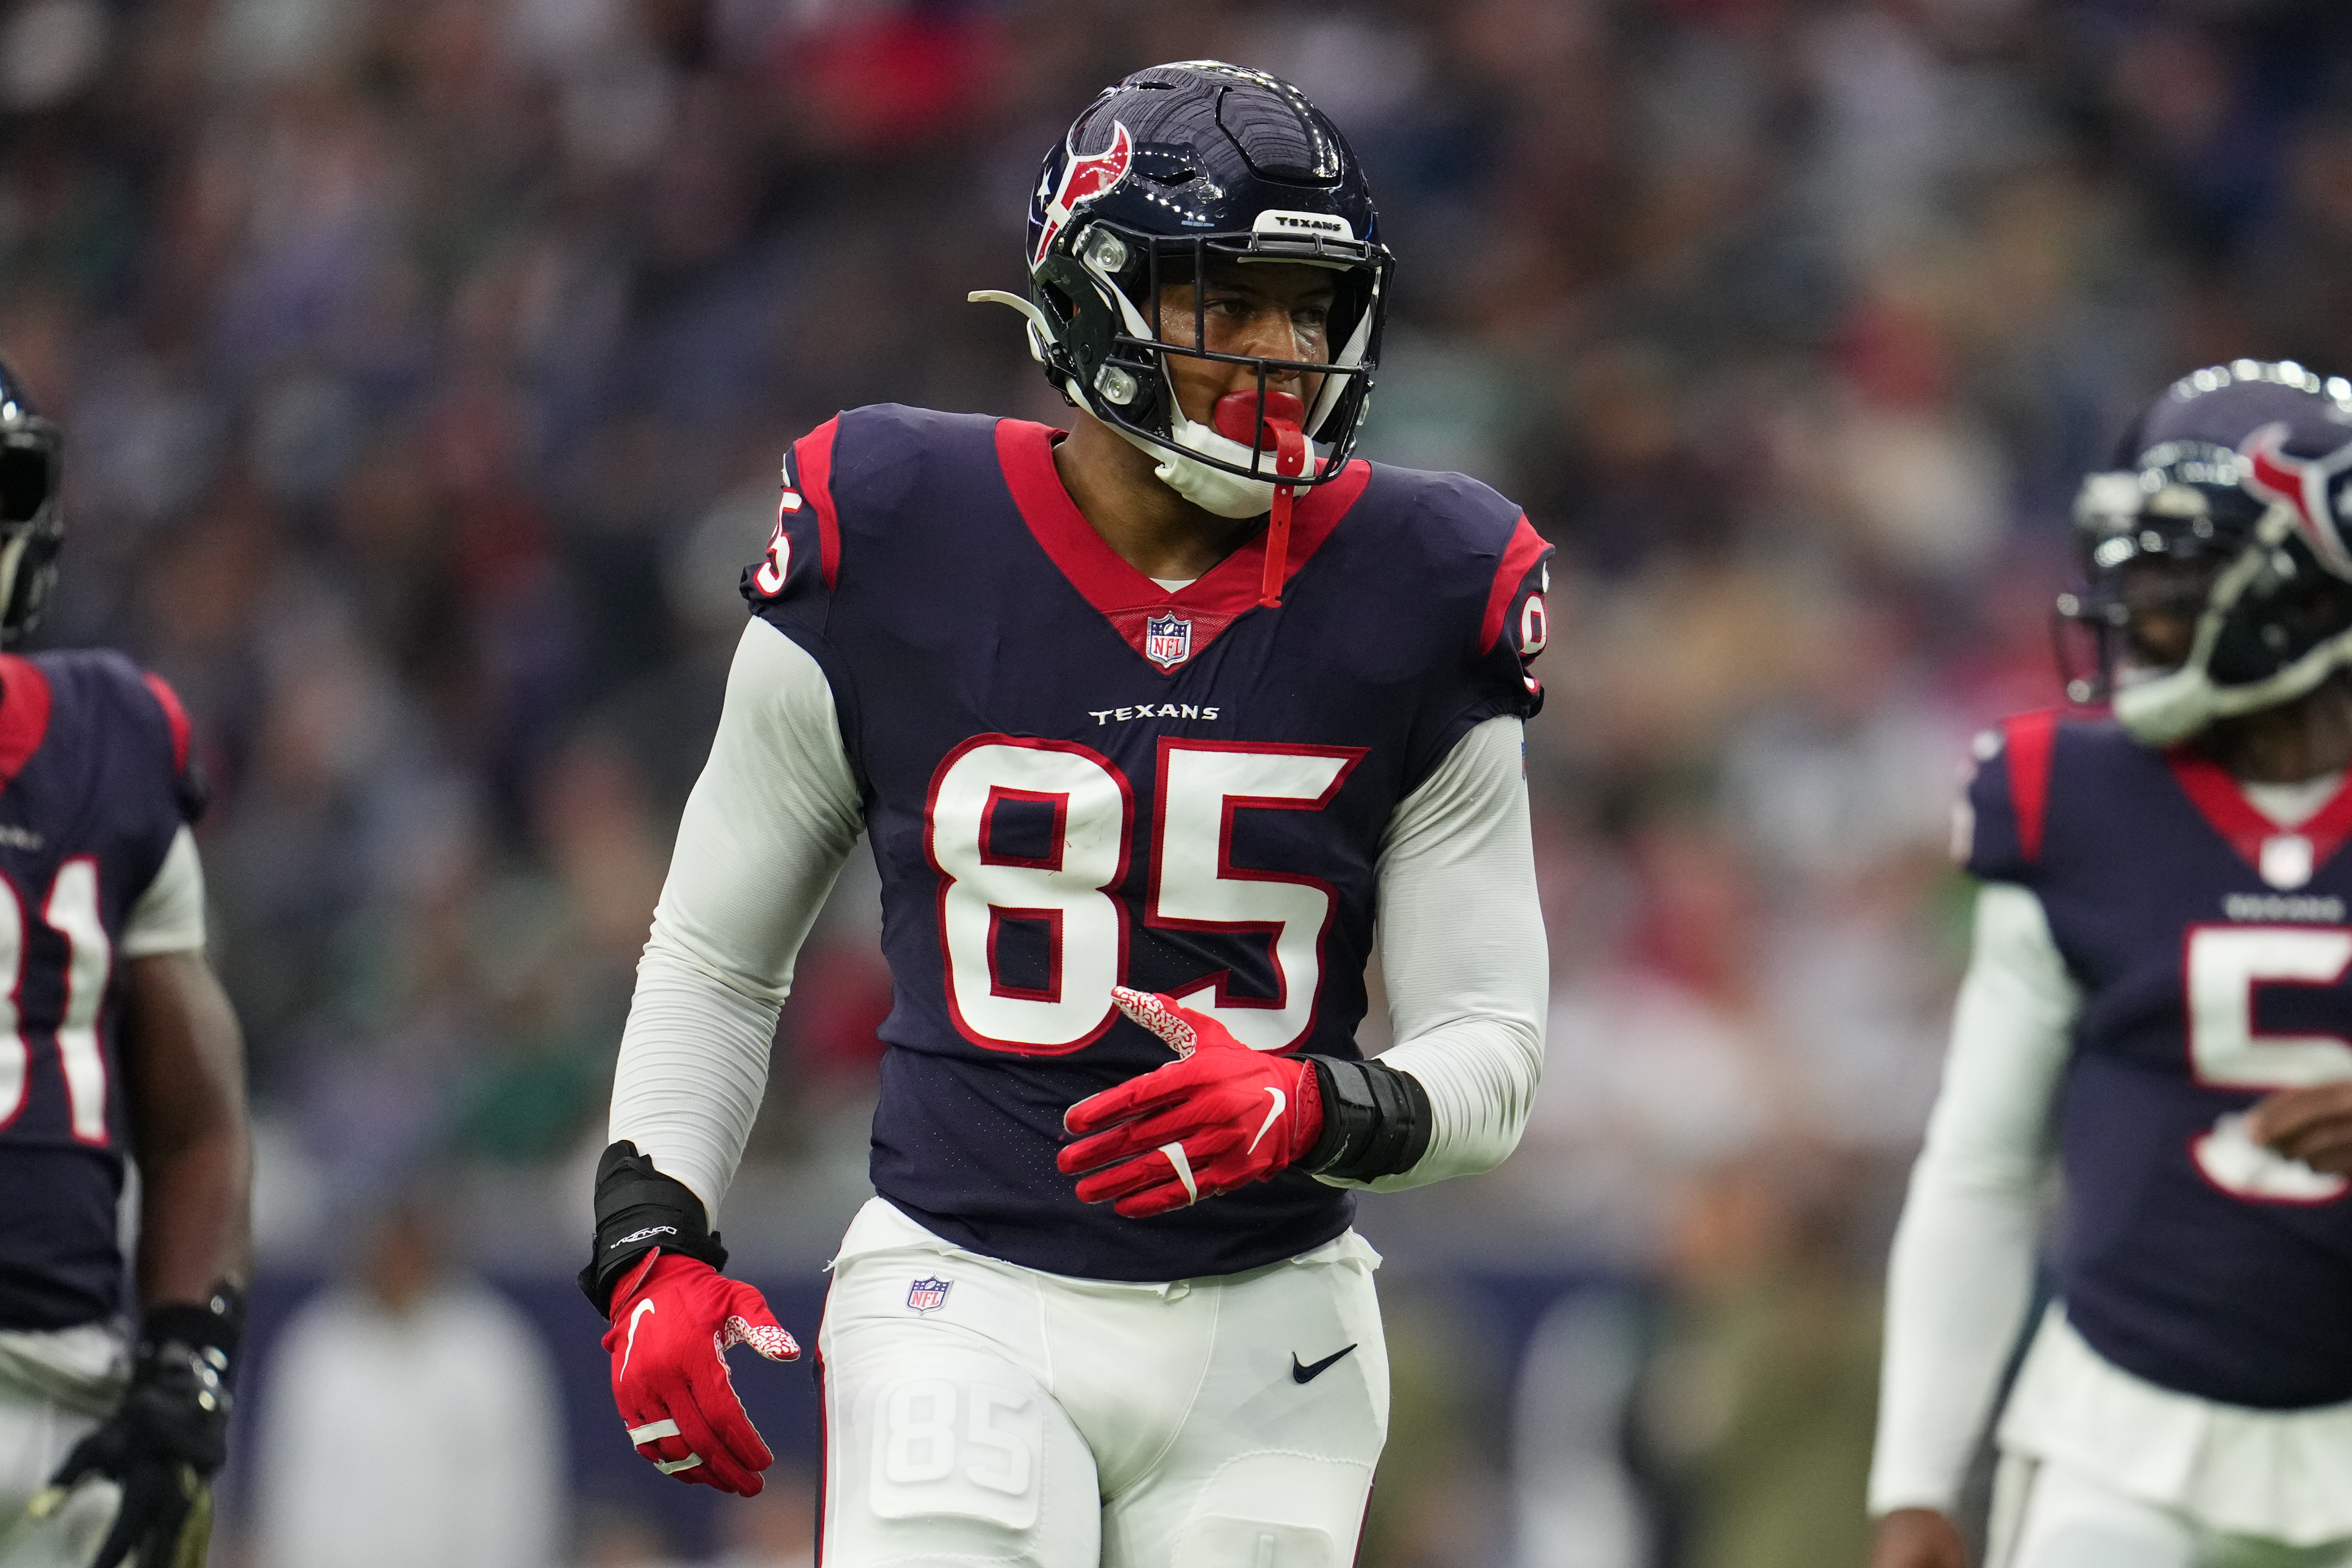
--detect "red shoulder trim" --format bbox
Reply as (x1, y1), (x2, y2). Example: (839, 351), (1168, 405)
(792, 418), (843, 591)
(1479, 515), (1550, 656)
(2003, 709), (2060, 863)
(0, 657), (52, 790)
(142, 672), (192, 773)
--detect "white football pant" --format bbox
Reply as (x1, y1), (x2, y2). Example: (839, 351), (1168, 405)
(1991, 1455), (2352, 1568)
(816, 1198), (1387, 1568)
(0, 1325), (125, 1568)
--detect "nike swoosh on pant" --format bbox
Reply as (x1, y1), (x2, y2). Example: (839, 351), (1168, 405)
(1249, 1086), (1285, 1155)
(1291, 1344), (1358, 1383)
(623, 1298), (657, 1376)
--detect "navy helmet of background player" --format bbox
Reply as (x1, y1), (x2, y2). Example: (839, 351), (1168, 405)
(971, 60), (1391, 520)
(580, 59), (1550, 1555)
(2056, 359), (2352, 745)
(0, 358), (249, 1568)
(1872, 362), (2352, 1568)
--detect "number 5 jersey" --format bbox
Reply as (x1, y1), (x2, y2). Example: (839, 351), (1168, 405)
(609, 404), (1553, 1283)
(1874, 708), (2352, 1542)
(1960, 710), (2352, 1409)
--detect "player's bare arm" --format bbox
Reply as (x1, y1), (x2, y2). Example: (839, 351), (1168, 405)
(37, 953), (254, 1567)
(43, 945), (253, 1568)
(123, 951), (253, 1307)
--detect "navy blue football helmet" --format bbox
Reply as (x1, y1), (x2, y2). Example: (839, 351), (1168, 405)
(2060, 360), (2352, 743)
(0, 360), (61, 648)
(971, 61), (1393, 518)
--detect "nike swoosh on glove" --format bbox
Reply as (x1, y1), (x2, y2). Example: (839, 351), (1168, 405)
(604, 1250), (798, 1496)
(1057, 986), (1324, 1217)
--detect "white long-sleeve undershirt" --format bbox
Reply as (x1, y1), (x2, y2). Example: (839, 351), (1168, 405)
(609, 616), (1548, 1222)
(608, 620), (864, 1216)
(1346, 711), (1548, 1191)
(1868, 879), (2078, 1517)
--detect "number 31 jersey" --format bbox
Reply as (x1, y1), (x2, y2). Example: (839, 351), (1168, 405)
(747, 405), (1550, 1282)
(0, 650), (205, 1330)
(1966, 711), (2352, 1409)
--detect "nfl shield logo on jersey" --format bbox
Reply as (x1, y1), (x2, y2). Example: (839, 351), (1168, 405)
(906, 1276), (952, 1314)
(1145, 613), (1193, 669)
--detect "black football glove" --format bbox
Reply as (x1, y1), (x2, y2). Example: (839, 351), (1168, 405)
(39, 1289), (241, 1568)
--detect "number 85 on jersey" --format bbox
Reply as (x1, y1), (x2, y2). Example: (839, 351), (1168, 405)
(924, 735), (1364, 1058)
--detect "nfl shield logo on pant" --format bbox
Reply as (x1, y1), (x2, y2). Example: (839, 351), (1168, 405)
(906, 1276), (952, 1313)
(1145, 613), (1193, 669)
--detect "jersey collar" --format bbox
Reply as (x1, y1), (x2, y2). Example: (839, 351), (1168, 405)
(2167, 746), (2352, 883)
(991, 420), (1371, 672)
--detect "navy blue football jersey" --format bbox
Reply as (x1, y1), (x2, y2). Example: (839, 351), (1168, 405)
(0, 650), (203, 1330)
(745, 405), (1550, 1281)
(1966, 711), (2352, 1408)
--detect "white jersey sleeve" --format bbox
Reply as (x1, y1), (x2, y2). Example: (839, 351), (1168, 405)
(1868, 879), (2081, 1516)
(120, 825), (206, 958)
(1326, 714), (1548, 1190)
(607, 617), (864, 1218)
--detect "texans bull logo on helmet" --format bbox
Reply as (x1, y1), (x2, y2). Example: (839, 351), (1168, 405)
(1031, 121), (1134, 269)
(2241, 420), (2352, 576)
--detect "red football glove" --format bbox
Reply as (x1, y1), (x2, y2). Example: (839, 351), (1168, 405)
(603, 1250), (799, 1496)
(1058, 987), (1325, 1217)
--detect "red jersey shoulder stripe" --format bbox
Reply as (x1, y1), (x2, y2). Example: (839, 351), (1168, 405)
(142, 672), (193, 774)
(2003, 708), (2061, 863)
(793, 418), (843, 592)
(1479, 515), (1550, 657)
(0, 656), (53, 791)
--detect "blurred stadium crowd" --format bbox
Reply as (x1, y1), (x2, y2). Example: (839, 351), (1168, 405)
(7, 0), (2352, 1562)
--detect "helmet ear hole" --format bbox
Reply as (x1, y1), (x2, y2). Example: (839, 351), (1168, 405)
(0, 446), (47, 524)
(0, 360), (62, 650)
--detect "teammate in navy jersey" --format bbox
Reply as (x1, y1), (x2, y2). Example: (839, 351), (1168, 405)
(581, 62), (1550, 1566)
(1872, 361), (2352, 1568)
(0, 361), (250, 1568)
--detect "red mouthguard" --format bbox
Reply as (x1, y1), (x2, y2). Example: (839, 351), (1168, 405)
(1210, 392), (1309, 609)
(1212, 391), (1307, 447)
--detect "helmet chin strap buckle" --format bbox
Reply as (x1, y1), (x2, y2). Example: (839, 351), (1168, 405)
(1213, 392), (1309, 608)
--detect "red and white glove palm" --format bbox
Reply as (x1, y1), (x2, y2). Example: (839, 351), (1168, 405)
(604, 1251), (799, 1496)
(1058, 987), (1324, 1217)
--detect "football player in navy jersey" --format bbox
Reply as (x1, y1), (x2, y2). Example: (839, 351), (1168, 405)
(1871, 361), (2352, 1568)
(580, 61), (1551, 1567)
(0, 362), (250, 1568)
